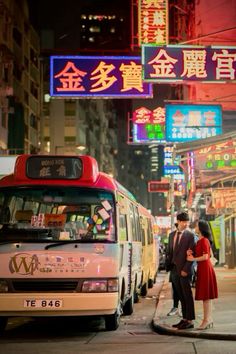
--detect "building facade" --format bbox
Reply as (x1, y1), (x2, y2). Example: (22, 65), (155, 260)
(0, 0), (40, 155)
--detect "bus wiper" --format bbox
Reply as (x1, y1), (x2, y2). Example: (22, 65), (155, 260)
(45, 240), (81, 250)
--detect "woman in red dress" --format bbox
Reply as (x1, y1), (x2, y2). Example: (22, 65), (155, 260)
(187, 220), (218, 330)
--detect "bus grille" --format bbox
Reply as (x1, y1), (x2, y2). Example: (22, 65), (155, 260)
(12, 280), (79, 292)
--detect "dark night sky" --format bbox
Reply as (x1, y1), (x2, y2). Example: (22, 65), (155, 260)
(27, 0), (131, 51)
(27, 0), (130, 31)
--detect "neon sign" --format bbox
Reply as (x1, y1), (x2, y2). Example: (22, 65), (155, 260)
(50, 56), (153, 98)
(165, 104), (222, 142)
(132, 106), (165, 143)
(142, 45), (236, 82)
(195, 141), (236, 170)
(138, 0), (168, 46)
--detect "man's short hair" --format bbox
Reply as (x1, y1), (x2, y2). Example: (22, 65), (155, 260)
(177, 211), (189, 221)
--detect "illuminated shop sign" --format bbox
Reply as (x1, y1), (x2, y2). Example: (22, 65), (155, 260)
(187, 152), (195, 193)
(138, 0), (168, 46)
(142, 45), (236, 82)
(165, 104), (222, 142)
(163, 146), (184, 179)
(132, 106), (165, 143)
(195, 141), (236, 170)
(212, 189), (236, 210)
(148, 180), (170, 193)
(50, 56), (153, 98)
(164, 165), (182, 175)
(164, 165), (183, 176)
(148, 180), (182, 193)
(163, 145), (174, 165)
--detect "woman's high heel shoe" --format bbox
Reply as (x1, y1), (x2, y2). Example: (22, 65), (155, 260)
(197, 321), (213, 330)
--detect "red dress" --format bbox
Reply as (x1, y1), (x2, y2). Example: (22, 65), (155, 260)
(195, 237), (218, 300)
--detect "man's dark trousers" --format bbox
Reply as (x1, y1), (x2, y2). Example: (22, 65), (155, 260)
(171, 265), (195, 321)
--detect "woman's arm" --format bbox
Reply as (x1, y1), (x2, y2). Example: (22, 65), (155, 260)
(187, 253), (208, 262)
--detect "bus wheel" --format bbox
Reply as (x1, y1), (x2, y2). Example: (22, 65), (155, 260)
(140, 282), (148, 296)
(134, 288), (139, 303)
(0, 317), (7, 332)
(123, 293), (134, 316)
(105, 311), (120, 331)
(148, 278), (154, 288)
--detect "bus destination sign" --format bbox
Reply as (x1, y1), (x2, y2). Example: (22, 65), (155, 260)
(26, 156), (83, 179)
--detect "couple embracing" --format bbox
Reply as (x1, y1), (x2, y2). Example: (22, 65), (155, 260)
(166, 211), (218, 330)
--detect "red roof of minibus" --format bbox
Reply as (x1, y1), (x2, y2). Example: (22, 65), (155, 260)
(0, 154), (117, 192)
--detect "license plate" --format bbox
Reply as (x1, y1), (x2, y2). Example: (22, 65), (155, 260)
(24, 299), (63, 308)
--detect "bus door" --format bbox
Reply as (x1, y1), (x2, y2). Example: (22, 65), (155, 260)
(128, 202), (142, 298)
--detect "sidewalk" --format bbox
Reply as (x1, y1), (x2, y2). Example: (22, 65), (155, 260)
(152, 267), (236, 341)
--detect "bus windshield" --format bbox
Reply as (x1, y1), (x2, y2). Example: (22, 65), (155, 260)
(0, 187), (116, 243)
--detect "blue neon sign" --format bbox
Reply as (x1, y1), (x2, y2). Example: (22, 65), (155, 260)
(165, 104), (222, 142)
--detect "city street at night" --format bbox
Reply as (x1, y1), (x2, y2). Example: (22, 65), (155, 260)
(1, 1), (236, 353)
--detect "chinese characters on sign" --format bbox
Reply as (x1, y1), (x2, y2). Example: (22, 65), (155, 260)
(163, 146), (184, 180)
(195, 141), (236, 170)
(138, 0), (168, 45)
(148, 180), (170, 192)
(50, 56), (153, 98)
(26, 157), (82, 179)
(165, 104), (222, 142)
(212, 189), (236, 211)
(132, 106), (165, 142)
(142, 45), (236, 82)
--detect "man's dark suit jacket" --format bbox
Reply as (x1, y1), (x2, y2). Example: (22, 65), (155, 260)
(166, 228), (195, 276)
(165, 229), (176, 272)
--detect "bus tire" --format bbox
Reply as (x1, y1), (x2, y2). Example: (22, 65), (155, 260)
(148, 278), (154, 288)
(140, 282), (148, 296)
(123, 293), (134, 316)
(0, 317), (7, 332)
(134, 288), (139, 303)
(104, 311), (120, 331)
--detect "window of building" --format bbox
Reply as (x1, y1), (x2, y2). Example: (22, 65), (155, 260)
(13, 61), (22, 82)
(30, 80), (38, 99)
(24, 90), (29, 105)
(64, 136), (76, 146)
(24, 56), (29, 70)
(30, 114), (37, 129)
(30, 48), (38, 68)
(13, 27), (22, 47)
(64, 100), (76, 116)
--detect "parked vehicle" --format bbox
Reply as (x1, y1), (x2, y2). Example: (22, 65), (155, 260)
(0, 154), (157, 332)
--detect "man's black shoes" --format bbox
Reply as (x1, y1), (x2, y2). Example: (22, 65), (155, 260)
(172, 319), (194, 330)
(172, 319), (185, 328)
(178, 321), (194, 330)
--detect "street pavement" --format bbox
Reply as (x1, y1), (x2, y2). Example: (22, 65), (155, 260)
(152, 266), (236, 341)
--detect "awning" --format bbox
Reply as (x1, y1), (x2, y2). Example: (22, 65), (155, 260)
(175, 131), (236, 155)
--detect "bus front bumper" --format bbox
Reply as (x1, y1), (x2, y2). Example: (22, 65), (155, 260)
(0, 292), (119, 317)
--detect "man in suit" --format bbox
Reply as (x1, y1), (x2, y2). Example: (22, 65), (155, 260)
(169, 211), (196, 329)
(165, 223), (180, 316)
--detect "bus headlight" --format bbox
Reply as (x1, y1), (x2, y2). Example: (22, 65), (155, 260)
(0, 280), (8, 292)
(82, 278), (118, 293)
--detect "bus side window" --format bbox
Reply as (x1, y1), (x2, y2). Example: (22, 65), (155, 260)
(147, 219), (153, 245)
(129, 204), (141, 242)
(140, 217), (146, 246)
(119, 214), (128, 241)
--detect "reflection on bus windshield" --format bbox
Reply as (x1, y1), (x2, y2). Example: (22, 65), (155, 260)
(0, 187), (115, 242)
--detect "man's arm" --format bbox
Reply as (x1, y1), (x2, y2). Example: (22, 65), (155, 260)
(181, 232), (196, 276)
